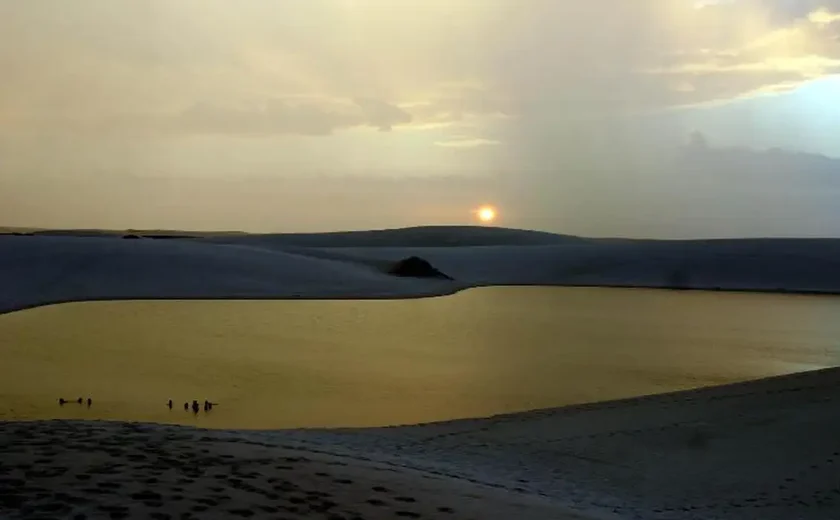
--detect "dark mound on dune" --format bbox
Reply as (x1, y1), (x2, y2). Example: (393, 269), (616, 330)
(387, 256), (453, 280)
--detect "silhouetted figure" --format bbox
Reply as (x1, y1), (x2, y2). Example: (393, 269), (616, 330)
(77, 397), (83, 404)
(86, 398), (92, 407)
(58, 398), (66, 406)
(184, 402), (189, 410)
(191, 400), (199, 413)
(203, 400), (209, 411)
(167, 399), (173, 409)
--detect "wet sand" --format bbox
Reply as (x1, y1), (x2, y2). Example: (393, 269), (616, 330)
(3, 367), (840, 519)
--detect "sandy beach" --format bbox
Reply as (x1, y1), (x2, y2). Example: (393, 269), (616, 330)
(3, 367), (839, 519)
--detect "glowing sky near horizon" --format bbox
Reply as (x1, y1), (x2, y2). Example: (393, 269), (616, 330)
(1, 1), (839, 237)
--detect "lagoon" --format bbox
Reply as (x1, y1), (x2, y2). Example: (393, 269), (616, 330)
(1, 287), (839, 429)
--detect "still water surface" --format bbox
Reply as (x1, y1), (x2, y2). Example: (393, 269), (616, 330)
(1, 287), (839, 429)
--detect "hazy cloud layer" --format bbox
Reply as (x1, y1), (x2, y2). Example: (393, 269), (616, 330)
(1, 1), (839, 236)
(2, 1), (838, 133)
(4, 143), (840, 239)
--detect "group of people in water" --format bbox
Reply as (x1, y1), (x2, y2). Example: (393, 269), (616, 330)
(169, 399), (217, 413)
(57, 397), (217, 414)
(58, 397), (92, 407)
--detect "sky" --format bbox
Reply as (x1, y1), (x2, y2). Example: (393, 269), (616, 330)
(1, 0), (839, 238)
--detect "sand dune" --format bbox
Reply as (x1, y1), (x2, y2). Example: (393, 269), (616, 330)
(0, 233), (453, 315)
(2, 367), (839, 519)
(2, 226), (840, 314)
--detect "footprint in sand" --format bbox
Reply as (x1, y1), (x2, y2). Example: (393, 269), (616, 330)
(273, 481), (299, 493)
(308, 497), (338, 512)
(129, 490), (162, 502)
(98, 504), (130, 519)
(81, 487), (110, 496)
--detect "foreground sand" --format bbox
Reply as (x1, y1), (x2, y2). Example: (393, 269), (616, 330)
(0, 422), (588, 520)
(3, 367), (840, 519)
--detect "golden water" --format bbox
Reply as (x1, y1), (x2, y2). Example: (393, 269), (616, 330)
(1, 287), (839, 429)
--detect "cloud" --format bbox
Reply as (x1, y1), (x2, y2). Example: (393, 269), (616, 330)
(5, 141), (840, 238)
(177, 101), (341, 136)
(809, 7), (840, 25)
(3, 0), (839, 136)
(2, 1), (840, 237)
(434, 137), (500, 148)
(490, 139), (840, 239)
(354, 98), (412, 131)
(175, 98), (410, 135)
(642, 6), (840, 104)
(3, 97), (412, 137)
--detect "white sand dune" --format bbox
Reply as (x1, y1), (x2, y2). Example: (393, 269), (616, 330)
(2, 226), (840, 314)
(0, 233), (453, 315)
(2, 367), (838, 519)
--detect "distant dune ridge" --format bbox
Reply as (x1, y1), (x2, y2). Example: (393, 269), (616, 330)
(2, 225), (840, 314)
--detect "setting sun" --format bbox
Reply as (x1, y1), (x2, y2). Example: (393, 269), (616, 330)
(476, 205), (497, 223)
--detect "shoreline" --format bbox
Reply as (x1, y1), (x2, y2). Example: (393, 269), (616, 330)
(1, 282), (838, 317)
